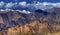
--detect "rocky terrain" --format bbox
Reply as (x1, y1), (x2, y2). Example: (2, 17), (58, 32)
(0, 8), (60, 35)
(0, 9), (49, 31)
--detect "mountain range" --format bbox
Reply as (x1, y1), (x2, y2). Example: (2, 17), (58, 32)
(0, 8), (60, 31)
(0, 8), (60, 35)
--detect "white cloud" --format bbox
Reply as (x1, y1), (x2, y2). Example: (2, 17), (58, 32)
(40, 2), (60, 7)
(0, 1), (60, 10)
(29, 2), (60, 10)
(19, 1), (27, 7)
(16, 10), (31, 14)
(0, 9), (31, 14)
(5, 2), (15, 8)
(5, 2), (14, 8)
(22, 10), (31, 14)
(0, 1), (5, 7)
(19, 2), (60, 10)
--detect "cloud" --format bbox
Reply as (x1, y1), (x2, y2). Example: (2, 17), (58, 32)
(5, 2), (18, 8)
(16, 10), (31, 14)
(0, 9), (31, 14)
(30, 2), (60, 10)
(18, 1), (60, 10)
(19, 1), (27, 7)
(5, 2), (15, 8)
(21, 10), (31, 14)
(0, 1), (5, 7)
(0, 1), (60, 10)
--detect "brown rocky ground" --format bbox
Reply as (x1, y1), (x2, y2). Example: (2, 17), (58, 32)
(0, 17), (60, 35)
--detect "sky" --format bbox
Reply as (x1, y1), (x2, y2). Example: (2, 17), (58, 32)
(0, 0), (60, 12)
(0, 0), (60, 3)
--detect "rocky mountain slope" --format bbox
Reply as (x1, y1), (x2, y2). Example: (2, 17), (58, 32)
(0, 8), (60, 35)
(0, 9), (49, 31)
(0, 16), (60, 35)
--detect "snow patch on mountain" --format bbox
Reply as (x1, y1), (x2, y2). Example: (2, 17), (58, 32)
(0, 9), (31, 14)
